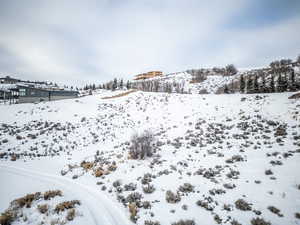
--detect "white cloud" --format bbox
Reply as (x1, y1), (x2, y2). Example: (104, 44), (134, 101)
(0, 0), (299, 86)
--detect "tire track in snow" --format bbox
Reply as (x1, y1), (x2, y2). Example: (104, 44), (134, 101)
(0, 165), (131, 225)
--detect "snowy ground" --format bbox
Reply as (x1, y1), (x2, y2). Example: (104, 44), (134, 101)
(0, 90), (300, 225)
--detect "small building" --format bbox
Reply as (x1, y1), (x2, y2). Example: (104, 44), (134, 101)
(0, 76), (21, 84)
(134, 71), (163, 80)
(18, 85), (79, 103)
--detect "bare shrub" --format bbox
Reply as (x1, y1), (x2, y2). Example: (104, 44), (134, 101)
(43, 190), (62, 200)
(66, 208), (76, 221)
(166, 190), (181, 203)
(129, 130), (155, 160)
(55, 200), (80, 213)
(145, 220), (160, 225)
(250, 217), (271, 225)
(0, 210), (15, 225)
(12, 192), (41, 208)
(171, 219), (195, 225)
(143, 184), (156, 194)
(37, 204), (49, 214)
(235, 199), (252, 211)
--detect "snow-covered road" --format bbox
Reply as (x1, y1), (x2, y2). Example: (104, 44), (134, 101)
(0, 164), (131, 225)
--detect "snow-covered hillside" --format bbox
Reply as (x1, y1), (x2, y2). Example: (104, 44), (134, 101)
(133, 72), (239, 94)
(131, 64), (300, 95)
(0, 91), (300, 225)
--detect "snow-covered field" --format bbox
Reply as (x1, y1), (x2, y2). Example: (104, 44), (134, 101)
(0, 90), (300, 225)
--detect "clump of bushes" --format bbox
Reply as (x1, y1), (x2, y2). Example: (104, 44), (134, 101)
(178, 183), (194, 193)
(55, 200), (81, 213)
(66, 208), (76, 221)
(267, 206), (283, 217)
(235, 199), (252, 211)
(37, 204), (49, 214)
(12, 192), (41, 208)
(143, 184), (156, 194)
(0, 190), (80, 225)
(145, 220), (160, 225)
(129, 130), (156, 159)
(44, 190), (62, 200)
(128, 203), (138, 222)
(80, 161), (94, 170)
(250, 217), (271, 225)
(166, 190), (181, 203)
(196, 200), (214, 211)
(265, 169), (273, 175)
(171, 219), (195, 225)
(141, 173), (153, 185)
(0, 210), (15, 225)
(126, 192), (143, 204)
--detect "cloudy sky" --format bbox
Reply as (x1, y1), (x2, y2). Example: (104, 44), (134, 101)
(0, 0), (299, 86)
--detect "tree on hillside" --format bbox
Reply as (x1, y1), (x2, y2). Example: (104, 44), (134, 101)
(297, 55), (300, 63)
(112, 78), (118, 91)
(270, 60), (280, 69)
(277, 74), (285, 92)
(280, 58), (292, 66)
(246, 76), (253, 93)
(225, 64), (238, 76)
(126, 80), (131, 90)
(224, 84), (229, 94)
(261, 74), (267, 93)
(120, 79), (123, 89)
(240, 75), (245, 93)
(253, 75), (259, 93)
(269, 75), (275, 93)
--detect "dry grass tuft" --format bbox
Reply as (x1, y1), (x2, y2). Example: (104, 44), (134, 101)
(0, 210), (15, 225)
(80, 161), (94, 170)
(13, 192), (41, 208)
(37, 204), (49, 214)
(55, 200), (80, 213)
(66, 208), (76, 221)
(101, 90), (137, 100)
(44, 190), (62, 200)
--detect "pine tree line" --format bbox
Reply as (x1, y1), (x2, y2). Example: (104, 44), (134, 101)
(238, 68), (299, 94)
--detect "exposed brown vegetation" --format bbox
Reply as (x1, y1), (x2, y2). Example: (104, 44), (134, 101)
(44, 190), (62, 200)
(80, 161), (94, 170)
(0, 210), (15, 225)
(55, 200), (81, 213)
(66, 208), (76, 221)
(101, 90), (137, 100)
(37, 204), (49, 214)
(12, 192), (41, 208)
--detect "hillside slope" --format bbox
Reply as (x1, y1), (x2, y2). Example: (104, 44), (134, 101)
(0, 91), (300, 225)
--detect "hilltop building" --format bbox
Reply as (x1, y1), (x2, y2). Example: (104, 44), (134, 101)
(134, 71), (163, 80)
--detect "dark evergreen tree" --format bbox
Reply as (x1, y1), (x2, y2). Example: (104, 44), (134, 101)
(288, 69), (296, 91)
(270, 75), (275, 92)
(246, 76), (253, 93)
(253, 75), (259, 93)
(225, 64), (238, 75)
(277, 74), (284, 92)
(261, 74), (267, 93)
(282, 74), (288, 92)
(126, 80), (131, 89)
(240, 74), (245, 93)
(112, 78), (118, 91)
(120, 79), (123, 89)
(224, 85), (229, 94)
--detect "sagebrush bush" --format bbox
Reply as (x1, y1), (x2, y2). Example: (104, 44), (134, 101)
(171, 219), (195, 225)
(129, 130), (155, 160)
(250, 217), (271, 225)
